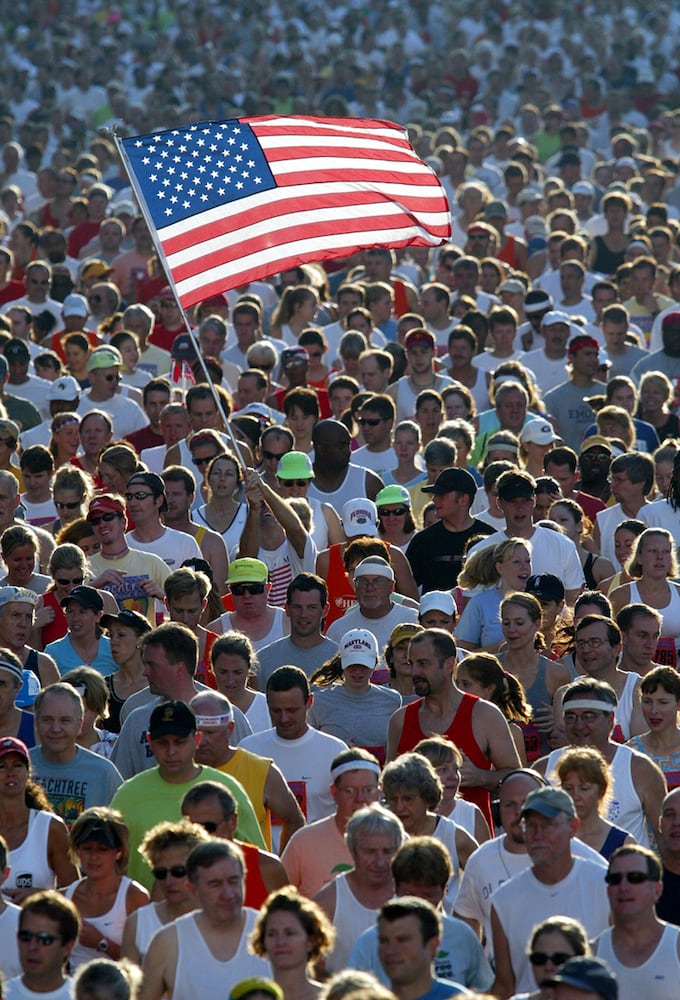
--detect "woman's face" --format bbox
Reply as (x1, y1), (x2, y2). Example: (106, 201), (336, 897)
(638, 535), (672, 579)
(65, 343), (88, 371)
(394, 430), (419, 463)
(5, 543), (36, 584)
(496, 545), (531, 590)
(78, 532), (100, 558)
(610, 385), (636, 412)
(0, 752), (29, 797)
(640, 381), (667, 413)
(378, 503), (410, 538)
(434, 759), (461, 802)
(529, 929), (579, 988)
(212, 653), (250, 698)
(549, 503), (579, 542)
(53, 421), (80, 455)
(456, 664), (495, 701)
(76, 840), (119, 878)
(65, 602), (99, 638)
(343, 662), (373, 692)
(641, 685), (679, 733)
(614, 528), (637, 567)
(151, 844), (193, 906)
(263, 909), (311, 971)
(285, 406), (316, 442)
(118, 338), (139, 370)
(207, 458), (239, 496)
(655, 460), (674, 497)
(52, 563), (85, 602)
(108, 623), (142, 665)
(501, 601), (538, 646)
(98, 461), (127, 494)
(53, 488), (84, 526)
(559, 770), (602, 821)
(296, 294), (317, 324)
(384, 785), (427, 833)
(390, 639), (412, 680)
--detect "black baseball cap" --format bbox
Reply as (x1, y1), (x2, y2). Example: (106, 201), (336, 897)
(497, 473), (536, 501)
(422, 468), (477, 497)
(60, 586), (104, 612)
(100, 608), (152, 634)
(525, 573), (565, 603)
(127, 472), (168, 513)
(543, 957), (618, 1000)
(148, 700), (196, 739)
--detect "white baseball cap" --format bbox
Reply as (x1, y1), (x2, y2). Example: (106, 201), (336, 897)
(342, 498), (378, 538)
(340, 628), (379, 670)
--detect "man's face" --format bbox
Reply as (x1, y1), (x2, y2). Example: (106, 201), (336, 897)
(623, 615), (660, 664)
(409, 637), (449, 698)
(579, 447), (610, 482)
(163, 479), (192, 520)
(496, 389), (526, 431)
(544, 461), (577, 495)
(662, 320), (680, 357)
(330, 768), (381, 822)
(89, 365), (120, 400)
(286, 588), (327, 639)
(7, 309), (30, 339)
(167, 591), (204, 631)
(142, 643), (176, 695)
(354, 572), (393, 614)
(631, 266), (654, 300)
(499, 774), (543, 844)
(359, 358), (389, 393)
(188, 398), (218, 431)
(233, 313), (259, 348)
(237, 375), (265, 406)
(419, 288), (446, 324)
(125, 482), (161, 525)
(191, 856), (244, 923)
(364, 254), (391, 282)
(352, 830), (398, 885)
(198, 325), (226, 358)
(574, 621), (618, 677)
(406, 344), (433, 375)
(8, 356), (29, 382)
(22, 469), (51, 501)
(378, 914), (436, 988)
(500, 493), (536, 533)
(592, 287), (618, 319)
(26, 268), (50, 302)
(160, 412), (190, 447)
(100, 222), (122, 252)
(80, 416), (111, 455)
(522, 809), (574, 870)
(183, 794), (236, 838)
(313, 424), (351, 467)
(448, 337), (474, 369)
(602, 321), (627, 354)
(195, 719), (233, 769)
(608, 469), (641, 508)
(144, 390), (170, 428)
(266, 686), (311, 740)
(659, 790), (680, 858)
(542, 322), (570, 355)
(260, 432), (292, 478)
(0, 601), (33, 649)
(456, 261), (481, 290)
(35, 692), (82, 757)
(435, 256), (457, 290)
(606, 851), (660, 922)
(570, 345), (599, 378)
(337, 291), (363, 319)
(359, 408), (392, 447)
(18, 911), (73, 987)
(490, 322), (516, 355)
(149, 732), (197, 779)
(562, 704), (613, 749)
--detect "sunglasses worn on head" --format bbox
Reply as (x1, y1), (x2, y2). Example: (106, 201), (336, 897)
(125, 491), (154, 501)
(529, 952), (573, 966)
(18, 930), (59, 946)
(90, 512), (120, 526)
(378, 506), (408, 517)
(231, 583), (266, 596)
(605, 870), (656, 886)
(152, 865), (187, 880)
(55, 576), (84, 587)
(55, 500), (81, 510)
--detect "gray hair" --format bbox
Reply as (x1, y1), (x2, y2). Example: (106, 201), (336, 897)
(345, 803), (405, 856)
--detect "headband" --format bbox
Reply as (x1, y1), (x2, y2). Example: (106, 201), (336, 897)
(331, 760), (381, 779)
(563, 698), (615, 713)
(194, 712), (233, 726)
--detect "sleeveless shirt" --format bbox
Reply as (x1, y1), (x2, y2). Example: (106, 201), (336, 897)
(7, 810), (55, 894)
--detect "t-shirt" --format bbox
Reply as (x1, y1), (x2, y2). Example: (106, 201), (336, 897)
(325, 603), (419, 660)
(281, 813), (353, 898)
(5, 977), (73, 999)
(109, 765), (265, 888)
(308, 684), (401, 763)
(125, 526), (202, 569)
(45, 634), (117, 677)
(466, 525), (585, 592)
(406, 518), (495, 592)
(257, 636), (338, 685)
(77, 391), (148, 438)
(88, 547), (170, 623)
(543, 379), (606, 451)
(29, 745), (123, 826)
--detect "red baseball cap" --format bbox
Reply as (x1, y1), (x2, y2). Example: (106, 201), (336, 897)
(87, 495), (125, 521)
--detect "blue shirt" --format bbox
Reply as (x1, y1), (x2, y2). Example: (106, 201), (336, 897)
(45, 635), (118, 677)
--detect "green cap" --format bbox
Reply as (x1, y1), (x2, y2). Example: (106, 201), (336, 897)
(277, 451), (313, 480)
(87, 346), (122, 372)
(227, 558), (269, 585)
(376, 484), (410, 507)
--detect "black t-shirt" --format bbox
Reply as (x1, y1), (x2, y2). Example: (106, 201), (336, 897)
(406, 517), (495, 592)
(657, 867), (680, 926)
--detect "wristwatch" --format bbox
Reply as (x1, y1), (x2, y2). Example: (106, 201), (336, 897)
(97, 938), (109, 953)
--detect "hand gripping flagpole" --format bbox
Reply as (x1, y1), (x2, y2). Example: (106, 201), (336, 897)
(110, 128), (249, 472)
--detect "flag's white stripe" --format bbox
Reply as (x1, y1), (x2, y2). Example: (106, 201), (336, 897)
(168, 221), (444, 298)
(257, 134), (413, 155)
(252, 117), (406, 141)
(160, 178), (446, 242)
(165, 200), (449, 271)
(267, 155), (432, 178)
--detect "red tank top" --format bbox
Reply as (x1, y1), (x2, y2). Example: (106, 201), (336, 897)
(241, 841), (269, 909)
(324, 543), (356, 630)
(397, 693), (494, 830)
(41, 589), (68, 647)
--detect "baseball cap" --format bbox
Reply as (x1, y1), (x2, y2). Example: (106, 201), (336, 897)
(127, 472), (168, 513)
(277, 451), (313, 481)
(60, 585), (104, 612)
(87, 495), (125, 521)
(0, 587), (38, 609)
(342, 498), (378, 538)
(516, 187), (542, 205)
(521, 786), (576, 820)
(520, 421), (558, 446)
(525, 573), (565, 603)
(71, 816), (121, 849)
(580, 435), (613, 455)
(100, 608), (152, 634)
(281, 346), (308, 366)
(422, 468), (477, 497)
(353, 556), (394, 582)
(419, 590), (456, 617)
(16, 669), (40, 708)
(79, 260), (112, 281)
(158, 286), (176, 301)
(0, 736), (29, 764)
(498, 278), (525, 295)
(662, 310), (680, 330)
(0, 418), (20, 441)
(198, 293), (229, 311)
(404, 328), (436, 350)
(47, 375), (80, 402)
(0, 656), (24, 685)
(5, 339), (29, 361)
(87, 346), (122, 372)
(389, 622), (424, 647)
(541, 310), (571, 327)
(227, 558), (269, 585)
(572, 181), (594, 196)
(148, 700), (196, 739)
(376, 485), (411, 507)
(497, 473), (536, 501)
(542, 957), (618, 1000)
(484, 199), (507, 218)
(230, 979), (283, 1000)
(62, 293), (89, 318)
(340, 628), (379, 670)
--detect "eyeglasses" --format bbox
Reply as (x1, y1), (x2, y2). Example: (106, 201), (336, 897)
(605, 870), (656, 886)
(192, 455), (217, 467)
(104, 373), (120, 383)
(200, 821), (219, 833)
(574, 637), (608, 651)
(358, 417), (384, 427)
(89, 512), (120, 527)
(29, 278), (50, 285)
(55, 500), (81, 510)
(55, 576), (84, 587)
(529, 952), (573, 966)
(18, 930), (59, 946)
(378, 506), (408, 517)
(231, 583), (266, 596)
(159, 300), (178, 308)
(261, 450), (286, 461)
(152, 864), (187, 880)
(336, 784), (379, 798)
(125, 491), (154, 501)
(563, 710), (607, 724)
(280, 479), (310, 488)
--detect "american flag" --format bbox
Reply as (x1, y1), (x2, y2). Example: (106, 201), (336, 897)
(120, 116), (451, 309)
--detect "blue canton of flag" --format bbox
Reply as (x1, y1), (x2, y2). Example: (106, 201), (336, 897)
(124, 122), (277, 228)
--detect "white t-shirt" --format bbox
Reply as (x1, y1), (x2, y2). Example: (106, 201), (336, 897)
(77, 391), (148, 439)
(466, 525), (585, 592)
(519, 349), (569, 394)
(125, 526), (202, 570)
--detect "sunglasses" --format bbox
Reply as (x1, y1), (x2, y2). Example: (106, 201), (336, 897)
(55, 500), (81, 510)
(261, 450), (286, 461)
(193, 455), (216, 467)
(18, 930), (59, 946)
(358, 417), (384, 427)
(231, 583), (266, 596)
(200, 821), (219, 834)
(152, 864), (187, 880)
(55, 576), (84, 587)
(280, 479), (310, 488)
(529, 952), (573, 966)
(125, 491), (154, 502)
(605, 870), (656, 886)
(89, 512), (120, 526)
(378, 506), (408, 517)
(104, 373), (120, 382)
